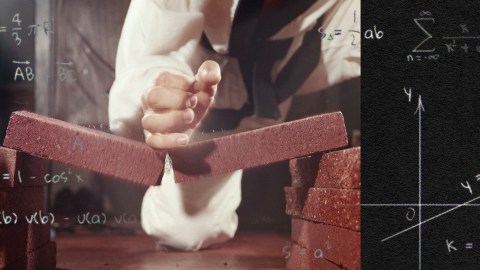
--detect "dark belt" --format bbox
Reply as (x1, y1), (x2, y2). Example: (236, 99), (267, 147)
(199, 0), (320, 132)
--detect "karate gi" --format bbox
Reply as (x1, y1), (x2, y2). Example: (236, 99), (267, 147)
(109, 0), (360, 251)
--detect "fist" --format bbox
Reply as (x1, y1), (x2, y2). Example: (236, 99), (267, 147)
(141, 60), (220, 149)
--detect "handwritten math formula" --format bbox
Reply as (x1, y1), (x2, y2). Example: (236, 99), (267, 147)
(2, 168), (85, 184)
(407, 10), (480, 62)
(0, 10), (85, 83)
(0, 13), (53, 47)
(0, 211), (139, 225)
(12, 59), (80, 83)
(317, 10), (382, 47)
(360, 1), (480, 269)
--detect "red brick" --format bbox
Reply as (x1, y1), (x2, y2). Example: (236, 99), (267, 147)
(289, 153), (323, 188)
(0, 147), (49, 188)
(0, 187), (45, 217)
(285, 242), (342, 270)
(169, 112), (347, 182)
(0, 223), (51, 268)
(4, 111), (347, 184)
(285, 187), (360, 231)
(3, 241), (56, 270)
(3, 111), (165, 187)
(315, 147), (360, 189)
(292, 217), (360, 270)
(284, 187), (308, 215)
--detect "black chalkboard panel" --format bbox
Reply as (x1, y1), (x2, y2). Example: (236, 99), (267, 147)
(362, 1), (480, 269)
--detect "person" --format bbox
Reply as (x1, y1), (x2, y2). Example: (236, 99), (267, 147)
(109, 0), (360, 251)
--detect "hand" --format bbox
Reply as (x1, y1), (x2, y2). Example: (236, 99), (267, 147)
(141, 60), (221, 149)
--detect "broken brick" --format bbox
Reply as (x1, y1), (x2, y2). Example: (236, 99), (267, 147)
(4, 111), (348, 184)
(3, 111), (165, 187)
(169, 112), (347, 182)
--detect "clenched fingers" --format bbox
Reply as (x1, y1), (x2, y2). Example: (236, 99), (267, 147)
(144, 131), (190, 149)
(142, 109), (195, 134)
(155, 71), (194, 90)
(143, 86), (198, 111)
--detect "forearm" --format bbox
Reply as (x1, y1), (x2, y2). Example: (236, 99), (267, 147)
(108, 0), (205, 140)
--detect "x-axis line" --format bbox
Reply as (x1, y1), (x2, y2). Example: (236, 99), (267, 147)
(381, 195), (480, 242)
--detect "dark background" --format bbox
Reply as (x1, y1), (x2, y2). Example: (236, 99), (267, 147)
(362, 1), (480, 269)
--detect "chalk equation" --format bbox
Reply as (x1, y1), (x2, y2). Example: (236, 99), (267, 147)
(0, 13), (53, 46)
(446, 239), (477, 253)
(316, 10), (380, 46)
(407, 10), (480, 62)
(460, 173), (480, 195)
(12, 59), (80, 83)
(283, 242), (331, 260)
(318, 27), (362, 46)
(246, 216), (273, 225)
(3, 12), (84, 84)
(0, 211), (139, 225)
(2, 168), (85, 184)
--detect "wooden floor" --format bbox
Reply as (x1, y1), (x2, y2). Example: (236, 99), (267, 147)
(55, 230), (289, 270)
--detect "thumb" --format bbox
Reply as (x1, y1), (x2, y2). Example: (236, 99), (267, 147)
(193, 60), (221, 96)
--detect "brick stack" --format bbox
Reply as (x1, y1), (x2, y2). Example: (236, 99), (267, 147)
(0, 147), (56, 269)
(285, 147), (360, 270)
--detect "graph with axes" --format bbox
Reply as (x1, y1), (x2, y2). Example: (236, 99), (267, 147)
(362, 1), (480, 269)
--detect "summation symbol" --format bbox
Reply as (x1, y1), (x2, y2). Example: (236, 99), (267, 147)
(406, 12), (480, 60)
(406, 11), (440, 62)
(413, 18), (435, 53)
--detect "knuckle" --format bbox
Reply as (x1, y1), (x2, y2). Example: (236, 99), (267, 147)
(155, 71), (173, 86)
(146, 134), (161, 148)
(142, 115), (148, 130)
(141, 114), (151, 129)
(144, 87), (158, 107)
(203, 59), (216, 67)
(149, 134), (173, 149)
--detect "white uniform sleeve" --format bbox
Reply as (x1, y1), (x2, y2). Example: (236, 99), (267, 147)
(108, 0), (204, 140)
(109, 0), (359, 251)
(142, 156), (242, 251)
(109, 0), (241, 251)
